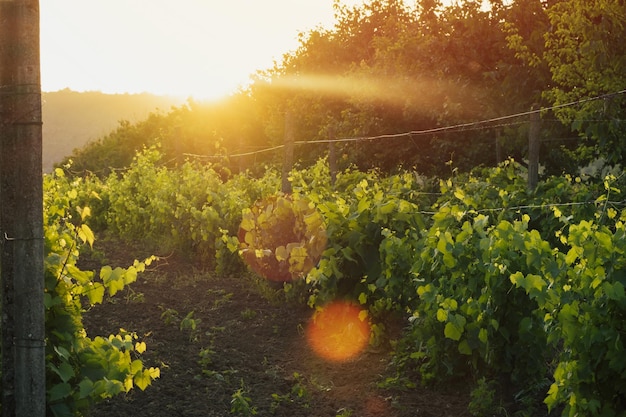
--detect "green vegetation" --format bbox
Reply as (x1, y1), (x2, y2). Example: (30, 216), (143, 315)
(60, 0), (625, 179)
(42, 169), (159, 416)
(52, 141), (626, 415)
(19, 0), (626, 415)
(231, 380), (258, 416)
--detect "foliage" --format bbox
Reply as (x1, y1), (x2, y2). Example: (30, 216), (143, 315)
(507, 0), (626, 168)
(543, 0), (626, 164)
(468, 377), (504, 417)
(58, 138), (626, 415)
(62, 96), (266, 177)
(99, 146), (280, 266)
(539, 210), (626, 416)
(238, 193), (327, 282)
(301, 166), (433, 310)
(59, 0), (616, 180)
(231, 380), (258, 416)
(392, 164), (625, 415)
(42, 168), (158, 416)
(32, 2), (626, 415)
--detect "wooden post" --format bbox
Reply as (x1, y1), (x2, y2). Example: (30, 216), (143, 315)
(495, 128), (502, 165)
(238, 136), (245, 174)
(282, 110), (294, 193)
(528, 104), (541, 191)
(0, 1), (46, 416)
(328, 125), (337, 186)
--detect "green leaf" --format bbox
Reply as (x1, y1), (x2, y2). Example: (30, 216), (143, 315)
(358, 292), (368, 304)
(510, 271), (523, 287)
(509, 272), (546, 299)
(478, 328), (488, 344)
(453, 188), (465, 201)
(78, 378), (94, 399)
(526, 274), (547, 294)
(444, 314), (466, 341)
(54, 345), (71, 361)
(49, 382), (72, 401)
(378, 200), (395, 215)
(565, 246), (582, 265)
(130, 359), (144, 374)
(101, 266), (125, 296)
(240, 216), (255, 232)
(49, 403), (72, 417)
(85, 282), (105, 305)
(357, 197), (371, 213)
(52, 361), (75, 383)
(436, 308), (448, 322)
(603, 281), (625, 301)
(442, 253), (457, 268)
(458, 339), (472, 355)
(78, 224), (95, 248)
(445, 322), (462, 341)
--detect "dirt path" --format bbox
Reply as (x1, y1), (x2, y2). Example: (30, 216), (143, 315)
(81, 239), (470, 417)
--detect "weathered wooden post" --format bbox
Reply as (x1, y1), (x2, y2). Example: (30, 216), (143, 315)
(495, 128), (502, 165)
(328, 125), (337, 186)
(282, 110), (294, 193)
(528, 104), (541, 191)
(0, 1), (46, 416)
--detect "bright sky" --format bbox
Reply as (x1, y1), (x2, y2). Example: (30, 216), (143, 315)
(40, 0), (364, 101)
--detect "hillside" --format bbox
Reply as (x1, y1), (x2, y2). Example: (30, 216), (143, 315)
(42, 89), (185, 172)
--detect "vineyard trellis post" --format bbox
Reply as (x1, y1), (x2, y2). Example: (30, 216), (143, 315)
(528, 104), (541, 191)
(495, 128), (502, 165)
(0, 1), (46, 416)
(282, 110), (294, 193)
(328, 125), (337, 185)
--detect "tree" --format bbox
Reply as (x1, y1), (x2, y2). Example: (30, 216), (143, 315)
(63, 94), (267, 177)
(542, 0), (626, 166)
(253, 0), (543, 175)
(507, 0), (626, 168)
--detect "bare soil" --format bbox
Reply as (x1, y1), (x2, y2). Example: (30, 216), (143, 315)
(81, 237), (471, 417)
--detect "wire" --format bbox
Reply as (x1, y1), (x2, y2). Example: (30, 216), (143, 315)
(416, 200), (626, 216)
(222, 89), (626, 159)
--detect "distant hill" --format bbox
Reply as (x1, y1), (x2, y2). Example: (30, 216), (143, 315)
(42, 89), (185, 172)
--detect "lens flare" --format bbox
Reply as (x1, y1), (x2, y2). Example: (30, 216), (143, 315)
(306, 301), (370, 362)
(238, 194), (327, 282)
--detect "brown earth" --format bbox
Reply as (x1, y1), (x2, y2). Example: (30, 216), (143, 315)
(81, 238), (471, 417)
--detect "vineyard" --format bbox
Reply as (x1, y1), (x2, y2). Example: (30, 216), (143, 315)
(38, 146), (626, 416)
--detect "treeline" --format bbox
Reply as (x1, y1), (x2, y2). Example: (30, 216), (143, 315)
(62, 0), (626, 179)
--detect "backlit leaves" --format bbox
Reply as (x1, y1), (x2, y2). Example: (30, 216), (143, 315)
(43, 168), (158, 416)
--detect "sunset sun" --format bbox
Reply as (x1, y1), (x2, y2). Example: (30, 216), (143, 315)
(39, 0), (365, 100)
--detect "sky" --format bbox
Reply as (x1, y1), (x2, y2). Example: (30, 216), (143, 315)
(40, 0), (365, 101)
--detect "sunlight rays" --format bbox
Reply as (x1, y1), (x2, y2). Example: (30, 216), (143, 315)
(263, 72), (481, 113)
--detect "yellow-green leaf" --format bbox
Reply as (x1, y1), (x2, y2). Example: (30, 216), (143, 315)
(134, 370), (152, 391)
(135, 341), (147, 354)
(445, 322), (462, 341)
(78, 224), (95, 248)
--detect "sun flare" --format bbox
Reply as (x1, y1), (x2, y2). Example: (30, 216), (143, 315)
(40, 0), (366, 100)
(306, 301), (370, 362)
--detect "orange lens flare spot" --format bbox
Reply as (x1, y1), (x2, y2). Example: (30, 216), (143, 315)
(306, 301), (370, 362)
